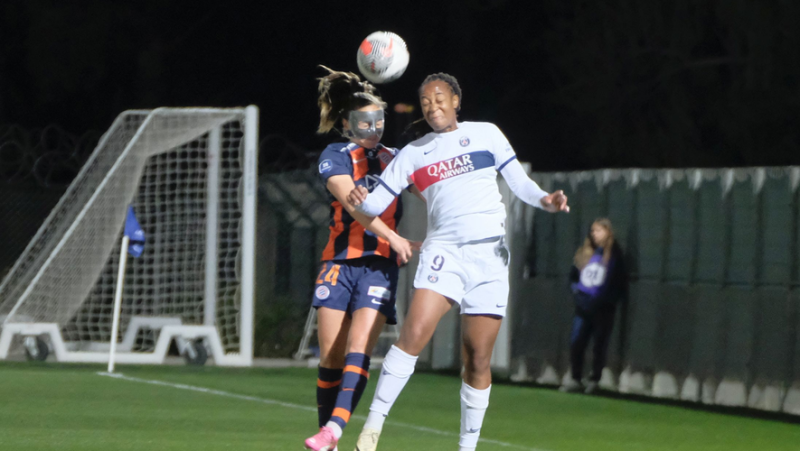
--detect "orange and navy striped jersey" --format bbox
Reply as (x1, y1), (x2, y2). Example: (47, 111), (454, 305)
(317, 142), (403, 262)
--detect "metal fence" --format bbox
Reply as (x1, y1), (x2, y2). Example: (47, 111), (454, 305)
(512, 167), (800, 415)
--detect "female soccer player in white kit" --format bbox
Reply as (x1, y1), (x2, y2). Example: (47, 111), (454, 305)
(348, 73), (570, 451)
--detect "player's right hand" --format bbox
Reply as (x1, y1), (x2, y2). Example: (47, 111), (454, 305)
(348, 185), (369, 206)
(540, 190), (570, 213)
(389, 235), (422, 265)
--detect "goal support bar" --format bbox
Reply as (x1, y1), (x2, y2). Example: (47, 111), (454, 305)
(0, 321), (250, 366)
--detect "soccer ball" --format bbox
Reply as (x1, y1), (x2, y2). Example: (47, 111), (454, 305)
(356, 31), (409, 84)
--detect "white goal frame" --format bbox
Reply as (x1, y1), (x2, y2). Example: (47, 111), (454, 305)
(0, 106), (258, 366)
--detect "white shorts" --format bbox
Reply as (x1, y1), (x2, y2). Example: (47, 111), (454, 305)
(413, 237), (510, 317)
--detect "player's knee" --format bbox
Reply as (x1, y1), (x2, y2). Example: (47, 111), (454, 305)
(463, 351), (492, 376)
(398, 323), (432, 354)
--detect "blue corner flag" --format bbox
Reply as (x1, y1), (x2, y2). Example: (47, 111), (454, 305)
(124, 205), (145, 258)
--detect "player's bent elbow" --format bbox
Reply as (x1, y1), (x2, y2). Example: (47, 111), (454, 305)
(356, 203), (386, 217)
(344, 202), (375, 219)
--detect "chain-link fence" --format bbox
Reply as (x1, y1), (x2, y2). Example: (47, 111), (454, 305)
(256, 152), (330, 358)
(0, 125), (101, 276)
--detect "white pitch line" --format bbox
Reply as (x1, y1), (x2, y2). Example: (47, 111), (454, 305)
(97, 372), (553, 451)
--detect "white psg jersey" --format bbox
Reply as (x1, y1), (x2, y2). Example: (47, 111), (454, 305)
(378, 121), (518, 244)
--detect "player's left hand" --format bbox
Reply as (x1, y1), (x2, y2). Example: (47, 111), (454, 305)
(348, 185), (369, 206)
(540, 190), (570, 213)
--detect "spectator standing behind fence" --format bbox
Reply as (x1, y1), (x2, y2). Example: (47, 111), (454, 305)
(560, 218), (628, 395)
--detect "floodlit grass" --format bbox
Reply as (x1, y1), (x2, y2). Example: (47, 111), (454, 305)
(0, 362), (797, 450)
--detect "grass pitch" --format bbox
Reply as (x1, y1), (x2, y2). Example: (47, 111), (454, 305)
(0, 362), (797, 450)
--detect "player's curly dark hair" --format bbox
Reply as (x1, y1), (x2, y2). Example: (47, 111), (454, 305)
(316, 65), (387, 134)
(418, 73), (462, 112)
(397, 72), (464, 144)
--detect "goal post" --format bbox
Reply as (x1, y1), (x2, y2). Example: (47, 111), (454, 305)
(0, 106), (258, 366)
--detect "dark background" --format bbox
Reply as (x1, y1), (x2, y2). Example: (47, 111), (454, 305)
(1, 0), (798, 171)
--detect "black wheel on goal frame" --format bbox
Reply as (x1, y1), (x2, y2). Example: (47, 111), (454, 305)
(24, 336), (49, 362)
(183, 339), (208, 366)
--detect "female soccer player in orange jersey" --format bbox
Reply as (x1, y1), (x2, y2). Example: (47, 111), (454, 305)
(303, 67), (420, 451)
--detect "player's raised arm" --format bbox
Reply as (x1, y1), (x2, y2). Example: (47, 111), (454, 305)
(327, 175), (420, 264)
(500, 158), (570, 213)
(350, 146), (415, 216)
(349, 181), (399, 217)
(489, 123), (569, 213)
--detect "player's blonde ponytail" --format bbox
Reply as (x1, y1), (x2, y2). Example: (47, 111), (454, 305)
(316, 65), (386, 134)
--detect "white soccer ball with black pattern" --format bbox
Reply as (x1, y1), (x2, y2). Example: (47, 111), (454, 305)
(356, 31), (409, 84)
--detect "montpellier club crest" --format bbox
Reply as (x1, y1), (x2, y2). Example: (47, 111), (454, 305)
(315, 285), (330, 300)
(459, 136), (470, 147)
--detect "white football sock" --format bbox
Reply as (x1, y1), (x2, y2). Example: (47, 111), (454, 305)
(364, 410), (387, 431)
(459, 381), (491, 450)
(364, 345), (418, 430)
(325, 421), (343, 439)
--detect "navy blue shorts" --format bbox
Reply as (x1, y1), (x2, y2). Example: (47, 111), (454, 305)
(312, 256), (399, 325)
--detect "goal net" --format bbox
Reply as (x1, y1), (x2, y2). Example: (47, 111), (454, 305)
(0, 107), (257, 366)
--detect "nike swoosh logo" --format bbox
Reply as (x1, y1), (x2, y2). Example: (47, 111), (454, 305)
(354, 158), (367, 163)
(468, 428), (481, 433)
(371, 299), (384, 305)
(496, 304), (506, 308)
(423, 150), (434, 155)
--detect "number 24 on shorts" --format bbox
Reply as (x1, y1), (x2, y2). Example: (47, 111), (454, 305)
(316, 263), (341, 286)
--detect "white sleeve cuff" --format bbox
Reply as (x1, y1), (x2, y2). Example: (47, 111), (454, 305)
(355, 183), (397, 216)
